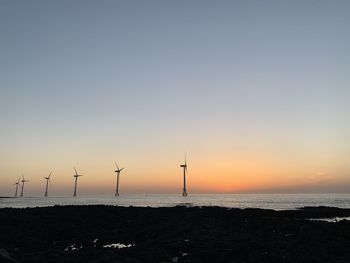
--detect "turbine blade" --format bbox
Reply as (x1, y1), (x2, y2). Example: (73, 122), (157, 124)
(48, 171), (52, 179)
(115, 162), (119, 170)
(74, 167), (78, 176)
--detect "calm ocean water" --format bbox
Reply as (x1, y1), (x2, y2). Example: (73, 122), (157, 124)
(2, 194), (350, 210)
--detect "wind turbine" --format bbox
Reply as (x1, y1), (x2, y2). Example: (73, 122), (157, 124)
(180, 155), (188, 196)
(114, 162), (124, 196)
(73, 167), (83, 197)
(13, 177), (20, 197)
(44, 171), (52, 197)
(20, 175), (29, 197)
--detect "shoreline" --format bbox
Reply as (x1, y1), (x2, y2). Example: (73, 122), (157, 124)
(3, 193), (350, 211)
(2, 205), (350, 262)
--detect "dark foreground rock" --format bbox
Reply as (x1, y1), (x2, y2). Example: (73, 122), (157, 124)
(1, 205), (350, 263)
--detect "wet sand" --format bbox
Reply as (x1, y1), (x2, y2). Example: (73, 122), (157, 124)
(1, 205), (350, 262)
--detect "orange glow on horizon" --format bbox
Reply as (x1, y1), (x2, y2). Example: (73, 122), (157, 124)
(1, 144), (348, 196)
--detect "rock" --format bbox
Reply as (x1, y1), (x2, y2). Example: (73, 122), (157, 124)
(1, 205), (350, 262)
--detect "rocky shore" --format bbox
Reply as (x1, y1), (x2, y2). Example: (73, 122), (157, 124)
(1, 205), (350, 263)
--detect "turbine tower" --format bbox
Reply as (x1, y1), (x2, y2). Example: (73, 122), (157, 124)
(44, 171), (52, 197)
(13, 177), (20, 197)
(114, 162), (124, 196)
(73, 167), (83, 197)
(20, 175), (29, 197)
(180, 155), (188, 196)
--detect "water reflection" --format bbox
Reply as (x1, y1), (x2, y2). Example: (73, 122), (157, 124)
(308, 217), (350, 223)
(103, 243), (134, 249)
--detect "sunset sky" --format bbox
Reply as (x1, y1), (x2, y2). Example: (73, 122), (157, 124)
(1, 0), (349, 196)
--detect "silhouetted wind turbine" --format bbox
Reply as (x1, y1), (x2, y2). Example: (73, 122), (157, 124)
(44, 171), (52, 197)
(180, 155), (188, 196)
(73, 167), (83, 197)
(20, 175), (28, 197)
(13, 177), (20, 197)
(114, 162), (124, 196)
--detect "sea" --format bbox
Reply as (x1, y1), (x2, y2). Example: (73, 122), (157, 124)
(2, 194), (350, 210)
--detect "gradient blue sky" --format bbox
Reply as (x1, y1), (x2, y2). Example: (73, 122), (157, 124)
(1, 0), (349, 195)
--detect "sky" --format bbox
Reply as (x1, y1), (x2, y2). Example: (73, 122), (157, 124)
(1, 0), (349, 196)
